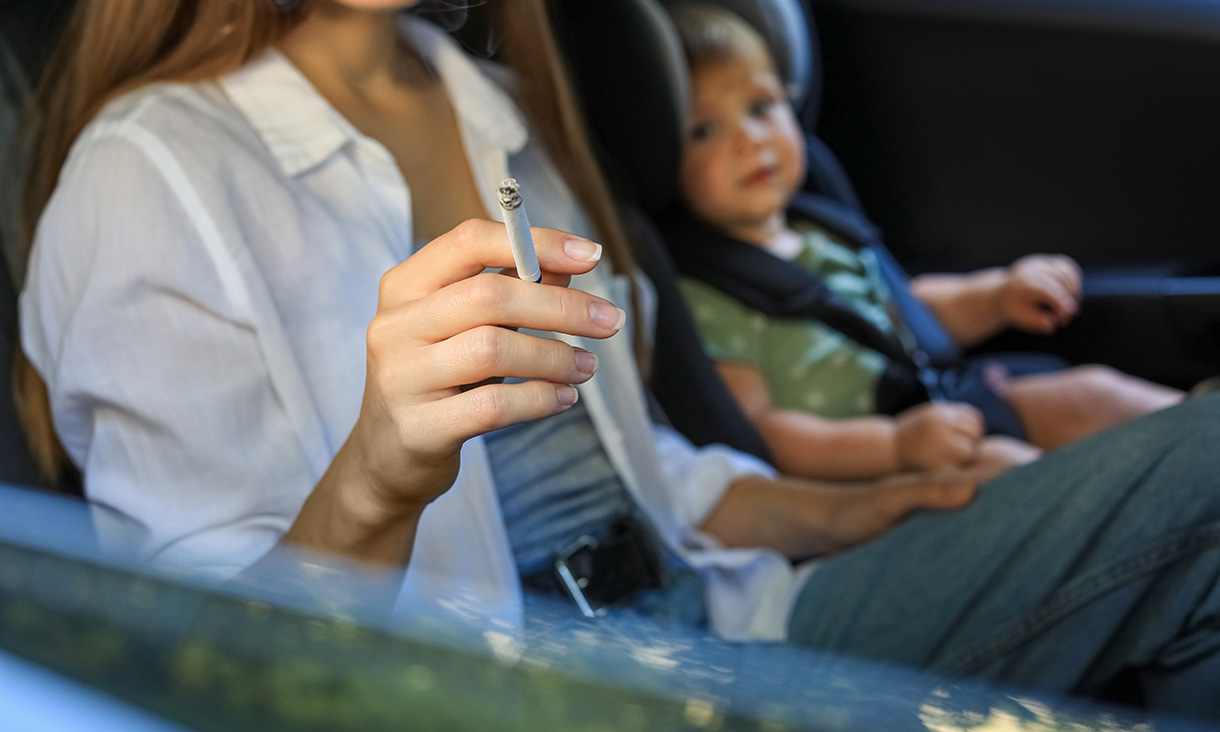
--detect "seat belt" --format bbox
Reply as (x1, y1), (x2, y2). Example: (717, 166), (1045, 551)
(658, 199), (957, 412)
(661, 203), (922, 367)
(784, 192), (963, 368)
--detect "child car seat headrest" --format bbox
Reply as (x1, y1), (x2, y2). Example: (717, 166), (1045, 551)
(553, 0), (818, 214)
(662, 0), (816, 114)
(552, 1), (689, 214)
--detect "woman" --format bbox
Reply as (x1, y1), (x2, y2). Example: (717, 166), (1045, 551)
(15, 0), (1220, 718)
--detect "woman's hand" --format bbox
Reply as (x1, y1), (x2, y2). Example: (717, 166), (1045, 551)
(998, 254), (1082, 334)
(354, 219), (622, 508)
(701, 468), (981, 559)
(286, 220), (622, 565)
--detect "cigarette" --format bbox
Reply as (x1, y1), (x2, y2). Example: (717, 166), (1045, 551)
(498, 178), (541, 283)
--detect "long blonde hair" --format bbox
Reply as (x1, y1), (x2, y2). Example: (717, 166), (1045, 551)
(14, 0), (639, 484)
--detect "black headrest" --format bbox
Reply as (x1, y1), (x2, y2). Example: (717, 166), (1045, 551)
(552, 0), (688, 213)
(0, 0), (75, 81)
(553, 0), (817, 214)
(662, 0), (817, 113)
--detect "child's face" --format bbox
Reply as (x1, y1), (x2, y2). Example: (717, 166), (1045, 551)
(679, 53), (806, 236)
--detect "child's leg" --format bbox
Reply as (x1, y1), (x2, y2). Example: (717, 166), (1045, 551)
(1004, 365), (1183, 449)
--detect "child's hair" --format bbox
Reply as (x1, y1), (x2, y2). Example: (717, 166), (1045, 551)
(668, 4), (776, 76)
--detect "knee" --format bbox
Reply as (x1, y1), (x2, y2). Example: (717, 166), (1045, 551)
(1067, 365), (1183, 414)
(1065, 365), (1130, 402)
(1063, 363), (1156, 409)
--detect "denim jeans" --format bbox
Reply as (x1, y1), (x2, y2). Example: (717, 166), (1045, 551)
(790, 392), (1220, 719)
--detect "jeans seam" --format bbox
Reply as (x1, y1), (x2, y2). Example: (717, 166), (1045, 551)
(939, 524), (1220, 676)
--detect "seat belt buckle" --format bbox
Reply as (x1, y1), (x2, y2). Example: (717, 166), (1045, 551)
(555, 535), (605, 619)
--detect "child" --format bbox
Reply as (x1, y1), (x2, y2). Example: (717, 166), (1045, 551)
(666, 3), (1182, 480)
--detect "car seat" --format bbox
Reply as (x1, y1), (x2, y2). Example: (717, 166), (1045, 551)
(547, 0), (778, 461)
(1, 0), (78, 490)
(550, 0), (990, 457)
(1, 21), (39, 487)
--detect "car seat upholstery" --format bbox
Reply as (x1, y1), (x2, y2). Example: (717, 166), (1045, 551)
(1, 21), (39, 487)
(1, 0), (78, 490)
(552, 0), (967, 457)
(550, 0), (776, 460)
(556, 0), (1081, 453)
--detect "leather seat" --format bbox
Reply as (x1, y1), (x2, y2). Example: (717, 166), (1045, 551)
(550, 0), (1061, 455)
(551, 0), (881, 459)
(0, 0), (77, 489)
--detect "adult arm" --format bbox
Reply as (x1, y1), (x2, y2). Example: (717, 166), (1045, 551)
(23, 133), (619, 583)
(698, 469), (980, 561)
(272, 221), (621, 571)
(909, 255), (1082, 348)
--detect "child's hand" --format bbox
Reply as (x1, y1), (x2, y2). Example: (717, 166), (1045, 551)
(348, 220), (621, 514)
(998, 254), (1082, 334)
(894, 402), (985, 471)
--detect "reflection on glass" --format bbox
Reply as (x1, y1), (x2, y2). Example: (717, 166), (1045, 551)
(0, 484), (1209, 732)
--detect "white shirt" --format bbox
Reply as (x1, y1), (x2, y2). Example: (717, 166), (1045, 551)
(20, 17), (807, 641)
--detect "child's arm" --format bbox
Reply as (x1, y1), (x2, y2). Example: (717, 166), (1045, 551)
(716, 361), (986, 480)
(909, 254), (1082, 348)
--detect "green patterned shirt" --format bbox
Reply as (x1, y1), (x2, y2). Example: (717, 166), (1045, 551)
(679, 223), (912, 419)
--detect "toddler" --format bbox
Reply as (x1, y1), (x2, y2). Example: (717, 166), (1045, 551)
(666, 3), (1182, 480)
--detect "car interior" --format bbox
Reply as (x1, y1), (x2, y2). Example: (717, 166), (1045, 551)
(809, 0), (1220, 391)
(1, 0), (75, 490)
(552, 0), (1220, 458)
(553, 0), (977, 458)
(2, 0), (1219, 728)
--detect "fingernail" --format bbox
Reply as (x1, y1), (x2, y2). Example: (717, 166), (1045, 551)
(574, 349), (598, 376)
(556, 385), (579, 406)
(590, 302), (626, 332)
(564, 238), (603, 263)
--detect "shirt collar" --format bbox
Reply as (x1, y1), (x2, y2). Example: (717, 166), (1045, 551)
(219, 16), (528, 179)
(406, 16), (528, 157)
